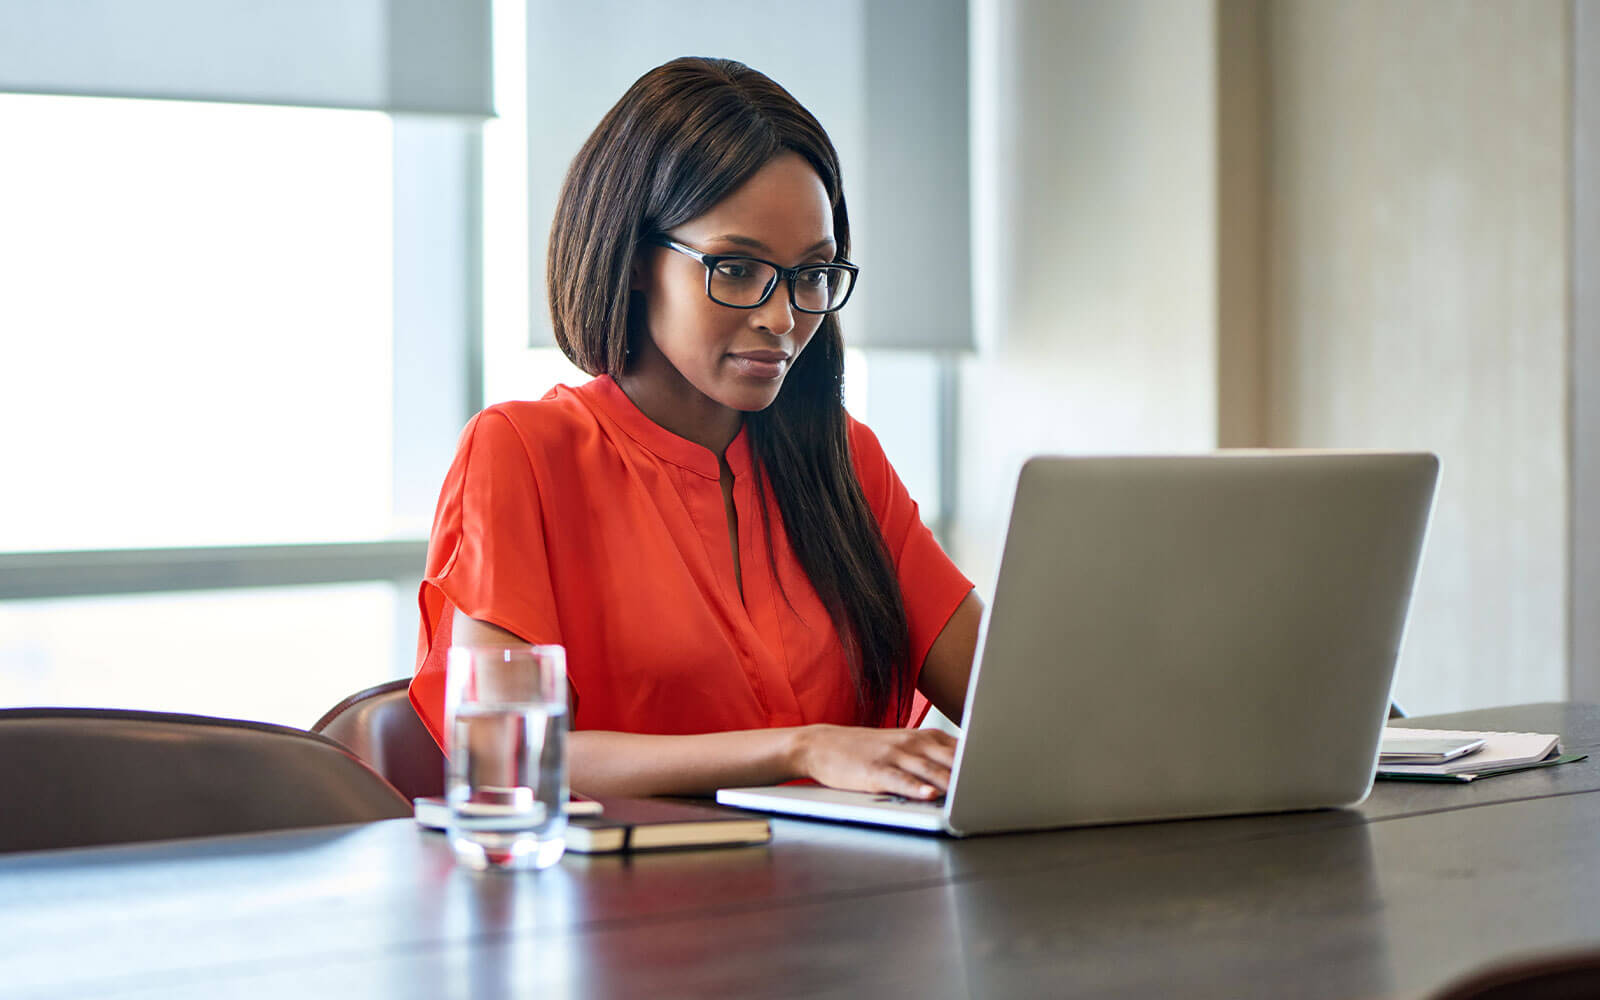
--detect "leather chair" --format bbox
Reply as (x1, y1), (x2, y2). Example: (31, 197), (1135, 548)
(312, 678), (445, 801)
(1430, 949), (1600, 999)
(0, 708), (412, 853)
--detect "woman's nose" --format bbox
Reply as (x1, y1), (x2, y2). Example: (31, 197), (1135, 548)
(750, 284), (796, 336)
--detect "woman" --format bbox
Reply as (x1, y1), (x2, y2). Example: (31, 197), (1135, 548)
(411, 57), (983, 801)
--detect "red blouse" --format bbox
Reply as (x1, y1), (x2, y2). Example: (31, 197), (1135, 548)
(410, 375), (973, 748)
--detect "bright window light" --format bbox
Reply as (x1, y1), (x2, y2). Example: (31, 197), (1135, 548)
(0, 94), (394, 552)
(0, 584), (399, 726)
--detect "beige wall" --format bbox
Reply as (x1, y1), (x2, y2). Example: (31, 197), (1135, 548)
(958, 0), (1220, 592)
(1571, 0), (1599, 700)
(961, 0), (1572, 714)
(1265, 1), (1570, 712)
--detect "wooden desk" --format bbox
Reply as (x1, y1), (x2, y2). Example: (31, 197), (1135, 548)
(4, 704), (1599, 999)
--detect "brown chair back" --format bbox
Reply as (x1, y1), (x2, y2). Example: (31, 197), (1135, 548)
(0, 708), (412, 853)
(312, 679), (445, 801)
(1431, 950), (1600, 1000)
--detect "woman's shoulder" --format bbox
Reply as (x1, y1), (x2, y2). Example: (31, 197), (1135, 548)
(844, 410), (885, 454)
(843, 410), (891, 469)
(445, 381), (623, 491)
(842, 411), (899, 503)
(467, 380), (608, 452)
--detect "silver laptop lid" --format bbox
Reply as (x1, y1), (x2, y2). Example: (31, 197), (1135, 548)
(944, 452), (1438, 836)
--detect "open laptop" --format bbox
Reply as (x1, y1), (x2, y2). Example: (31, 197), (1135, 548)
(717, 452), (1439, 836)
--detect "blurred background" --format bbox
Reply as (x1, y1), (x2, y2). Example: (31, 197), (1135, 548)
(0, 0), (1594, 726)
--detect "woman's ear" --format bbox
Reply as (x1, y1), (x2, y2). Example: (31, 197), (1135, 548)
(628, 254), (647, 292)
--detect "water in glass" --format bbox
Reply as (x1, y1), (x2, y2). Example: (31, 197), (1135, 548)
(447, 701), (568, 871)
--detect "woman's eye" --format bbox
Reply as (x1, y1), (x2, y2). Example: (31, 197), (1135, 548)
(798, 269), (830, 287)
(714, 260), (755, 280)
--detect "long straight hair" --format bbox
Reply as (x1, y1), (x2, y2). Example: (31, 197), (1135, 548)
(546, 57), (912, 725)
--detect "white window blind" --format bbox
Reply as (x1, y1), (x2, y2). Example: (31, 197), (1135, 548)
(0, 0), (493, 117)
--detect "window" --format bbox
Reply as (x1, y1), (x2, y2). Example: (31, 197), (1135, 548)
(0, 95), (396, 551)
(0, 584), (401, 727)
(0, 94), (413, 724)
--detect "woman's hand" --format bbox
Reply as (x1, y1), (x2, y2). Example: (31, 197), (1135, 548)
(791, 725), (958, 800)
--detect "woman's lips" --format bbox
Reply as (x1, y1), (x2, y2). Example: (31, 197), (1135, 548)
(727, 351), (790, 380)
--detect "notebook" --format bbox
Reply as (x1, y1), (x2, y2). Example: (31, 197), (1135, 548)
(718, 452), (1440, 836)
(564, 798), (771, 853)
(414, 795), (770, 853)
(1377, 727), (1565, 782)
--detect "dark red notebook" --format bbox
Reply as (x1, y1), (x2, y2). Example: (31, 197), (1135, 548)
(569, 798), (772, 853)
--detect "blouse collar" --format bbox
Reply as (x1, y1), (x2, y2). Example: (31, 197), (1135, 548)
(581, 374), (754, 480)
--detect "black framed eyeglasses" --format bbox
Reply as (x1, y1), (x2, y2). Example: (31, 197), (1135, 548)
(648, 236), (859, 314)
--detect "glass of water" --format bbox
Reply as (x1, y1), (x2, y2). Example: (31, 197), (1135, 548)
(444, 644), (569, 871)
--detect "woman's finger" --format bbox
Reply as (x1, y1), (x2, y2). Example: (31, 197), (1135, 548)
(890, 750), (952, 792)
(912, 734), (958, 767)
(888, 730), (957, 768)
(876, 764), (941, 800)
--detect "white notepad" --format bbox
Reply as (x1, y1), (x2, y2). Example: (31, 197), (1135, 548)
(1378, 727), (1561, 779)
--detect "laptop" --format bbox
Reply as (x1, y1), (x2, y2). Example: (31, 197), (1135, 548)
(717, 452), (1439, 836)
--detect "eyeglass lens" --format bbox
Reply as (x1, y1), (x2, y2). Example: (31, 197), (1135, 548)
(707, 259), (854, 313)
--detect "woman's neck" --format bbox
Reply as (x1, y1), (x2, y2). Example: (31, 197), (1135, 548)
(614, 361), (743, 457)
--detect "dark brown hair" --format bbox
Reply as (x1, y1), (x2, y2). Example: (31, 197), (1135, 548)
(547, 57), (912, 725)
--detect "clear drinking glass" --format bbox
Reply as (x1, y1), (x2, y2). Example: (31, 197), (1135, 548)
(444, 644), (569, 871)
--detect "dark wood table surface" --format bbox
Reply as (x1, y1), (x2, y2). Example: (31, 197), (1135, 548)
(4, 704), (1600, 999)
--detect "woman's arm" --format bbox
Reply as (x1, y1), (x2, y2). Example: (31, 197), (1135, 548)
(451, 609), (958, 800)
(916, 590), (984, 725)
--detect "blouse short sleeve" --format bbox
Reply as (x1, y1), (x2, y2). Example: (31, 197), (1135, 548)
(410, 408), (564, 747)
(847, 416), (975, 706)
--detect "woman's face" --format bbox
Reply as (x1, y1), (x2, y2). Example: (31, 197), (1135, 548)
(631, 151), (834, 415)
